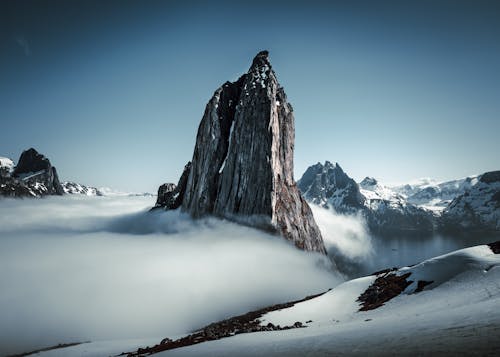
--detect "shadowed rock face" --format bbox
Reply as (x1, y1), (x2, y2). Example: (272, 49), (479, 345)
(13, 148), (64, 196)
(156, 51), (326, 254)
(0, 148), (64, 198)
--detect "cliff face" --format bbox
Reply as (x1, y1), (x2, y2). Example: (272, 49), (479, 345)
(156, 51), (326, 254)
(1, 148), (64, 198)
(13, 148), (64, 196)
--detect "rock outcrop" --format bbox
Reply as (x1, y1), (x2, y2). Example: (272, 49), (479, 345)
(155, 51), (326, 254)
(154, 162), (191, 210)
(0, 148), (64, 198)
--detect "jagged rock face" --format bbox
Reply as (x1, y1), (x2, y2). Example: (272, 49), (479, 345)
(298, 161), (435, 233)
(182, 77), (244, 217)
(159, 51), (326, 254)
(62, 181), (102, 196)
(1, 148), (64, 198)
(441, 170), (500, 231)
(12, 148), (64, 196)
(298, 161), (365, 212)
(154, 162), (191, 210)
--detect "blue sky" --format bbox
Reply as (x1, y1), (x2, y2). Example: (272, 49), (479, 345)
(1, 0), (499, 192)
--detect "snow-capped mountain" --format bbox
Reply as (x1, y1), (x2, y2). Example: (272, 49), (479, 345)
(297, 162), (435, 233)
(297, 161), (364, 213)
(392, 176), (479, 213)
(61, 181), (103, 196)
(299, 162), (500, 233)
(0, 148), (64, 198)
(440, 171), (500, 232)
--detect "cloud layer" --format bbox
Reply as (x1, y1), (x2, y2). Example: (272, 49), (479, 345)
(0, 196), (339, 355)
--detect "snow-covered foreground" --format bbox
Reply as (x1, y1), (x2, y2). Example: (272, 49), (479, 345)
(0, 196), (339, 356)
(38, 243), (500, 356)
(159, 244), (500, 356)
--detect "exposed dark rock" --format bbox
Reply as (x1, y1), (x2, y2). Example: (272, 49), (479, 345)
(6, 341), (89, 357)
(370, 267), (399, 276)
(487, 241), (500, 254)
(357, 272), (413, 311)
(1, 148), (64, 198)
(415, 280), (434, 293)
(298, 161), (365, 212)
(480, 171), (500, 184)
(155, 52), (326, 254)
(0, 176), (35, 198)
(62, 181), (103, 196)
(155, 183), (177, 206)
(120, 290), (327, 356)
(153, 162), (191, 210)
(298, 161), (435, 234)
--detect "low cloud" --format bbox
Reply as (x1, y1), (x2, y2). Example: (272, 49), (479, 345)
(0, 196), (340, 355)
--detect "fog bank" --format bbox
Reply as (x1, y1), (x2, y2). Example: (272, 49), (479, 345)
(0, 196), (339, 355)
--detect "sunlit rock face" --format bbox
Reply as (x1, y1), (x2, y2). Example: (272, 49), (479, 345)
(156, 51), (326, 254)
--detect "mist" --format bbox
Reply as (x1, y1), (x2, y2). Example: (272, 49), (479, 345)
(311, 204), (500, 278)
(0, 196), (340, 356)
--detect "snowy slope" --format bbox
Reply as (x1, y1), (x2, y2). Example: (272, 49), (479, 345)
(40, 243), (500, 356)
(62, 181), (103, 196)
(160, 266), (500, 356)
(392, 176), (479, 213)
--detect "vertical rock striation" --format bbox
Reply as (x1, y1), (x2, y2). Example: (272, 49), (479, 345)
(156, 51), (326, 254)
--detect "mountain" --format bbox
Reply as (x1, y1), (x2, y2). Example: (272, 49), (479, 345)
(154, 51), (326, 254)
(299, 162), (500, 233)
(297, 161), (365, 213)
(392, 176), (478, 213)
(61, 181), (103, 196)
(297, 162), (435, 233)
(440, 171), (500, 232)
(0, 148), (64, 198)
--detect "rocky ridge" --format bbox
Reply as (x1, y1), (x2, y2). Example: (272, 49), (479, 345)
(0, 148), (64, 198)
(61, 181), (103, 196)
(298, 161), (435, 233)
(154, 51), (326, 253)
(298, 161), (500, 233)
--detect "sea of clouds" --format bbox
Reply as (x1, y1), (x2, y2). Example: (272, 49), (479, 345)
(0, 196), (340, 355)
(1, 195), (493, 355)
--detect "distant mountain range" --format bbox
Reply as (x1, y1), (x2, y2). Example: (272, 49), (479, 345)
(1, 148), (153, 198)
(298, 161), (500, 233)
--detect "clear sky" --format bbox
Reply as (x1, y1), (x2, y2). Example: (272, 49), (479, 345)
(1, 0), (499, 192)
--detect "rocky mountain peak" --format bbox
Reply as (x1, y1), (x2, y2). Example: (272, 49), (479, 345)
(360, 177), (378, 189)
(1, 148), (64, 197)
(480, 171), (500, 184)
(251, 50), (270, 69)
(13, 148), (50, 175)
(298, 161), (365, 212)
(155, 52), (326, 254)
